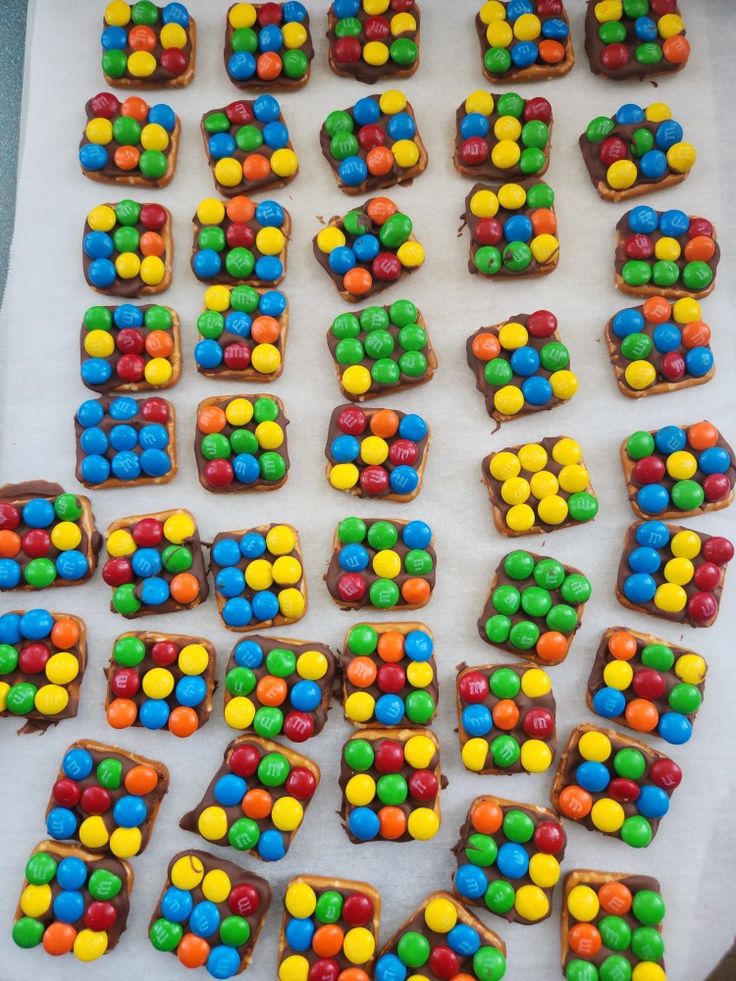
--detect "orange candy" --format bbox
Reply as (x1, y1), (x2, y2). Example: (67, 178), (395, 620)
(243, 154), (271, 181)
(531, 208), (556, 235)
(256, 51), (283, 80)
(312, 925), (345, 958)
(227, 196), (256, 223)
(687, 421), (718, 451)
(198, 405), (227, 434)
(598, 880), (632, 915)
(492, 699), (520, 730)
(145, 330), (174, 358)
(401, 577), (430, 606)
(366, 197), (397, 225)
(129, 25), (157, 51)
(370, 410), (400, 438)
(346, 657), (377, 688)
(682, 321), (710, 348)
(125, 763), (158, 795)
(366, 146), (394, 176)
(557, 785), (592, 820)
(107, 698), (138, 729)
(378, 805), (406, 839)
(140, 231), (164, 257)
(0, 530), (21, 557)
(568, 923), (601, 957)
(42, 921), (77, 956)
(539, 38), (565, 63)
(51, 617), (80, 648)
(170, 573), (200, 604)
(114, 145), (140, 171)
(663, 34), (690, 64)
(377, 631), (404, 663)
(536, 630), (568, 665)
(177, 933), (210, 968)
(339, 970), (370, 981)
(169, 705), (199, 737)
(684, 236), (715, 263)
(343, 267), (373, 296)
(641, 295), (671, 323)
(251, 315), (281, 343)
(242, 788), (273, 819)
(256, 675), (288, 706)
(470, 799), (503, 834)
(607, 630), (638, 661)
(471, 332), (501, 361)
(625, 698), (659, 732)
(122, 96), (149, 121)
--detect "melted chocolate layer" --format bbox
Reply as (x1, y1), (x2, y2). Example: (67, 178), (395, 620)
(196, 287), (288, 382)
(80, 97), (180, 184)
(475, 4), (574, 82)
(191, 204), (291, 287)
(101, 9), (195, 87)
(454, 98), (552, 181)
(584, 0), (686, 80)
(326, 4), (420, 84)
(224, 6), (314, 90)
(580, 118), (688, 200)
(82, 206), (172, 298)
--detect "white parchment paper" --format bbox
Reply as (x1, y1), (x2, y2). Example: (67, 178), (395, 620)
(1, 1), (735, 978)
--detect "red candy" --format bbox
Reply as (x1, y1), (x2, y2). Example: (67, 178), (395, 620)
(372, 253), (401, 281)
(337, 407), (367, 435)
(141, 397), (169, 422)
(226, 101), (254, 124)
(285, 766), (317, 799)
(537, 0), (563, 12)
(19, 643), (49, 674)
(102, 558), (133, 586)
(661, 351), (685, 381)
(692, 561), (721, 590)
(258, 2), (282, 25)
(111, 667), (141, 697)
(632, 668), (666, 700)
(53, 778), (81, 807)
(80, 786), (112, 814)
(599, 136), (628, 166)
(377, 663), (405, 693)
(160, 47), (187, 77)
(309, 961), (339, 981)
(228, 882), (260, 916)
(223, 343), (251, 370)
(524, 98), (552, 124)
(374, 740), (404, 773)
(334, 36), (362, 64)
(140, 203), (167, 231)
(23, 529), (50, 558)
(608, 777), (641, 802)
(116, 354), (146, 382)
(688, 217), (713, 239)
(117, 328), (145, 354)
(474, 217), (503, 245)
(389, 440), (417, 465)
(522, 707), (554, 738)
(533, 819), (566, 854)
(651, 0), (676, 14)
(461, 137), (489, 166)
(364, 15), (390, 40)
(227, 223), (255, 248)
(688, 591), (717, 623)
(90, 92), (121, 117)
(601, 44), (629, 70)
(284, 711), (314, 743)
(358, 124), (385, 151)
(408, 769), (438, 801)
(625, 234), (653, 259)
(429, 946), (459, 980)
(702, 536), (734, 565)
(337, 573), (367, 603)
(132, 517), (163, 547)
(359, 467), (389, 496)
(229, 744), (261, 777)
(459, 671), (489, 703)
(0, 503), (20, 530)
(151, 640), (178, 666)
(343, 891), (374, 926)
(84, 901), (117, 931)
(632, 457), (666, 484)
(204, 459), (235, 488)
(649, 757), (682, 790)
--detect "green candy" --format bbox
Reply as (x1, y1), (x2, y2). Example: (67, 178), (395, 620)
(325, 110), (354, 138)
(397, 931), (430, 968)
(519, 147), (545, 175)
(225, 248), (256, 279)
(145, 305), (172, 330)
(113, 584), (141, 615)
(484, 879), (515, 914)
(671, 479), (704, 511)
(162, 545), (193, 573)
(228, 818), (260, 850)
(334, 16), (362, 37)
(398, 351), (427, 377)
(534, 557), (565, 589)
(113, 115), (142, 146)
(115, 199), (141, 226)
(335, 337), (364, 365)
(504, 550), (535, 580)
(367, 520), (398, 550)
(404, 549), (432, 576)
(377, 773), (407, 805)
(7, 682), (37, 714)
(560, 573), (592, 604)
(641, 643), (674, 671)
(343, 738), (374, 770)
(484, 47), (512, 75)
(260, 453), (287, 482)
(331, 131), (359, 160)
(338, 517), (366, 543)
(389, 37), (417, 66)
(526, 182), (554, 208)
(140, 150), (168, 181)
(405, 690), (435, 724)
(496, 92), (524, 118)
(651, 260), (679, 287)
(632, 890), (666, 925)
(489, 667), (520, 699)
(204, 112), (230, 134)
(389, 298), (417, 326)
(84, 305), (113, 330)
(466, 832), (498, 866)
(257, 752), (290, 786)
(283, 49), (308, 78)
(599, 20), (627, 44)
(102, 49), (128, 79)
(371, 358), (401, 385)
(546, 604), (578, 633)
(231, 285), (259, 311)
(668, 681), (701, 713)
(485, 615), (511, 644)
(599, 955), (631, 981)
(379, 213), (412, 248)
(231, 26), (257, 52)
(599, 915), (631, 951)
(473, 946), (506, 981)
(132, 0), (158, 26)
(254, 397), (279, 423)
(568, 492), (599, 522)
(113, 635), (146, 666)
(475, 245), (502, 276)
(55, 493), (82, 520)
(492, 584), (520, 616)
(624, 0), (649, 16)
(0, 643), (19, 673)
(635, 41), (663, 65)
(89, 867), (122, 900)
(539, 341), (569, 371)
(343, 209), (372, 237)
(315, 890), (343, 923)
(96, 757), (123, 791)
(503, 241), (532, 271)
(398, 324), (425, 351)
(370, 579), (400, 609)
(348, 624), (378, 655)
(199, 311), (225, 339)
(631, 925), (664, 961)
(12, 917), (45, 949)
(201, 433), (231, 460)
(508, 620), (540, 650)
(586, 116), (616, 143)
(149, 918), (183, 952)
(266, 647), (296, 676)
(24, 558), (56, 588)
(114, 226), (140, 253)
(502, 809), (534, 842)
(226, 666), (256, 696)
(614, 747), (646, 780)
(682, 260), (713, 291)
(521, 585), (552, 617)
(332, 312), (361, 339)
(485, 358), (513, 387)
(360, 306), (389, 331)
(566, 960), (599, 981)
(25, 852), (57, 885)
(630, 128), (655, 158)
(626, 430), (656, 460)
(621, 332), (653, 360)
(220, 915), (250, 947)
(230, 429), (259, 455)
(254, 706), (284, 737)
(522, 121), (548, 149)
(236, 125), (263, 152)
(364, 329), (395, 359)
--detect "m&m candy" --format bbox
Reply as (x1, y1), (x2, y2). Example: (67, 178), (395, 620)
(83, 200), (171, 297)
(278, 875), (380, 980)
(12, 841), (131, 962)
(606, 295), (714, 397)
(80, 92), (180, 186)
(467, 311), (577, 421)
(483, 437), (599, 535)
(340, 729), (441, 843)
(201, 99), (298, 197)
(551, 723), (681, 847)
(101, 2), (195, 88)
(375, 892), (507, 981)
(225, 2), (314, 90)
(588, 626), (707, 746)
(457, 663), (556, 774)
(455, 91), (553, 181)
(617, 520), (734, 628)
(622, 422), (735, 519)
(477, 0), (573, 82)
(0, 609), (85, 731)
(149, 849), (271, 978)
(453, 795), (566, 925)
(210, 524), (306, 631)
(81, 303), (181, 393)
(105, 632), (216, 736)
(195, 284), (288, 381)
(327, 516), (436, 611)
(196, 395), (289, 492)
(478, 550), (591, 665)
(327, 300), (437, 402)
(75, 395), (175, 488)
(562, 871), (666, 981)
(580, 102), (695, 202)
(326, 404), (430, 500)
(224, 635), (337, 741)
(192, 196), (289, 286)
(342, 622), (438, 728)
(327, 0), (420, 83)
(102, 509), (208, 618)
(179, 735), (319, 861)
(616, 206), (720, 298)
(465, 181), (558, 278)
(321, 90), (426, 194)
(45, 740), (169, 857)
(585, 0), (689, 80)
(0, 483), (99, 592)
(314, 197), (426, 301)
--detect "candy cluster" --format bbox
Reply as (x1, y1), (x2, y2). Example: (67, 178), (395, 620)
(195, 284), (287, 380)
(102, 509), (206, 616)
(192, 196), (288, 285)
(467, 312), (576, 420)
(458, 664), (555, 774)
(587, 0), (689, 78)
(84, 201), (170, 295)
(327, 405), (428, 499)
(75, 395), (174, 487)
(606, 295), (713, 396)
(328, 300), (435, 401)
(196, 395), (289, 491)
(180, 736), (319, 861)
(477, 0), (572, 80)
(314, 197), (425, 300)
(485, 437), (599, 534)
(454, 796), (566, 924)
(202, 98), (298, 196)
(46, 742), (168, 857)
(81, 303), (180, 392)
(342, 622), (437, 727)
(552, 725), (680, 847)
(588, 627), (706, 745)
(479, 550), (591, 665)
(466, 182), (558, 277)
(101, 1), (193, 85)
(224, 636), (336, 741)
(211, 524), (306, 630)
(328, 516), (435, 610)
(328, 0), (419, 81)
(456, 91), (552, 179)
(225, 2), (313, 87)
(105, 632), (215, 736)
(0, 609), (84, 725)
(341, 730), (440, 842)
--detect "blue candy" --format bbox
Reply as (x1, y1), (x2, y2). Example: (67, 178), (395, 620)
(149, 103), (176, 131)
(109, 424), (138, 450)
(233, 454), (261, 483)
(77, 399), (105, 428)
(685, 347), (713, 377)
(623, 573), (657, 604)
(353, 233), (380, 262)
(252, 590), (279, 622)
(347, 806), (380, 841)
(659, 209), (689, 237)
(658, 711), (692, 745)
(405, 629), (433, 661)
(640, 150), (667, 180)
(47, 807), (78, 840)
(699, 446), (730, 475)
(113, 794), (148, 827)
(652, 322), (681, 353)
(387, 112), (416, 141)
(212, 537), (241, 567)
(207, 946), (241, 980)
(635, 520), (670, 548)
(214, 774), (247, 806)
(225, 311), (252, 337)
(140, 449), (172, 478)
(403, 520), (431, 549)
(84, 230), (114, 259)
(56, 856), (87, 891)
(637, 484), (670, 515)
(263, 121), (289, 149)
(332, 434), (360, 462)
(375, 693), (405, 725)
(390, 466), (419, 495)
(628, 546), (661, 574)
(240, 532), (266, 558)
(80, 144), (108, 171)
(285, 917), (315, 952)
(115, 304), (143, 327)
(228, 51), (256, 80)
(510, 40), (538, 68)
(592, 687), (626, 719)
(193, 249), (222, 279)
(522, 376), (553, 406)
(176, 675), (207, 707)
(253, 95), (281, 123)
(260, 289), (287, 317)
(291, 680), (321, 712)
(504, 214), (533, 243)
(139, 699), (170, 729)
(616, 103), (645, 125)
(636, 785), (670, 819)
(454, 864), (488, 900)
(53, 890), (85, 924)
(613, 307), (646, 338)
(339, 543), (370, 572)
(162, 2), (190, 27)
(257, 828), (286, 861)
(82, 358), (113, 385)
(655, 120), (683, 151)
(139, 577), (170, 606)
(209, 132), (236, 159)
(56, 552), (89, 581)
(223, 597), (253, 628)
(542, 17), (569, 39)
(190, 900), (221, 938)
(376, 954), (407, 981)
(131, 547), (162, 578)
(328, 246), (357, 275)
(63, 747), (94, 780)
(255, 200), (284, 226)
(399, 413), (427, 441)
(510, 345), (540, 376)
(0, 612), (22, 644)
(259, 24), (283, 52)
(195, 339), (223, 369)
(496, 842), (529, 879)
(576, 761), (610, 793)
(234, 640), (264, 668)
(216, 567), (246, 598)
(634, 15), (658, 40)
(161, 886), (193, 922)
(109, 395), (138, 419)
(655, 425), (686, 454)
(283, 2), (307, 22)
(88, 258), (117, 288)
(0, 560), (21, 589)
(80, 427), (109, 454)
(353, 96), (381, 126)
(101, 25), (127, 50)
(339, 156), (369, 187)
(460, 113), (490, 139)
(462, 703), (492, 737)
(254, 256), (283, 283)
(81, 455), (111, 485)
(628, 205), (659, 235)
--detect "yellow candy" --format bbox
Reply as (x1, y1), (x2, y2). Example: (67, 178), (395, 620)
(271, 148), (299, 178)
(591, 797), (625, 832)
(108, 528), (135, 556)
(514, 883), (549, 921)
(498, 183), (526, 210)
(397, 241), (424, 267)
(514, 13), (541, 40)
(141, 255), (165, 286)
(407, 661), (433, 688)
(603, 659), (634, 690)
(658, 13), (684, 38)
(568, 884), (600, 921)
(226, 398), (253, 426)
(144, 357), (173, 385)
(520, 739), (552, 773)
(86, 117), (113, 145)
(179, 643), (209, 676)
(171, 854), (205, 890)
(672, 297), (700, 323)
(469, 189), (498, 218)
(424, 896), (457, 932)
(607, 159), (637, 191)
(654, 236), (681, 262)
(345, 691), (376, 722)
(530, 234), (559, 265)
(465, 90), (494, 116)
(408, 807), (439, 840)
(379, 89), (407, 115)
(667, 141), (696, 173)
(198, 805), (228, 841)
(0, 682), (9, 710)
(461, 737), (489, 772)
(594, 0), (623, 23)
(197, 197), (226, 226)
(666, 450), (696, 479)
(550, 369), (578, 400)
(506, 503), (536, 532)
(317, 226), (346, 253)
(224, 695), (255, 729)
(252, 343), (281, 375)
(280, 954), (310, 981)
(479, 1), (506, 25)
(405, 734), (435, 768)
(632, 963), (666, 981)
(528, 853), (560, 888)
(393, 139), (420, 168)
(45, 652), (79, 685)
(164, 512), (195, 544)
(365, 0), (390, 11)
(202, 869), (232, 903)
(161, 23), (187, 48)
(390, 12), (416, 34)
(84, 329), (115, 357)
(490, 451), (521, 480)
(579, 730), (611, 761)
(273, 556), (302, 585)
(655, 582), (687, 612)
(487, 20), (513, 48)
(344, 927), (375, 964)
(675, 653), (706, 685)
(229, 3), (257, 28)
(74, 929), (108, 962)
(645, 102), (672, 122)
(256, 227), (285, 256)
(116, 252), (141, 280)
(671, 529), (701, 558)
(105, 1), (131, 26)
(494, 115), (522, 141)
(499, 321), (528, 349)
(494, 386), (524, 416)
(492, 140), (521, 170)
(361, 435), (389, 465)
(35, 684), (70, 716)
(245, 559), (274, 591)
(79, 815), (110, 849)
(346, 773), (376, 806)
(205, 284), (231, 311)
(267, 524), (297, 555)
(521, 667), (551, 697)
(363, 41), (389, 66)
(537, 495), (568, 525)
(272, 796), (303, 831)
(373, 549), (401, 579)
(279, 588), (305, 619)
(530, 470), (558, 498)
(20, 883), (52, 917)
(255, 420), (284, 449)
(51, 521), (82, 551)
(552, 437), (581, 465)
(111, 826), (142, 858)
(88, 204), (116, 231)
(127, 50), (157, 78)
(501, 476), (530, 505)
(518, 443), (547, 471)
(330, 463), (360, 490)
(558, 464), (589, 493)
(283, 22), (307, 48)
(142, 667), (174, 699)
(286, 882), (317, 918)
(141, 123), (169, 151)
(624, 360), (656, 390)
(214, 157), (243, 187)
